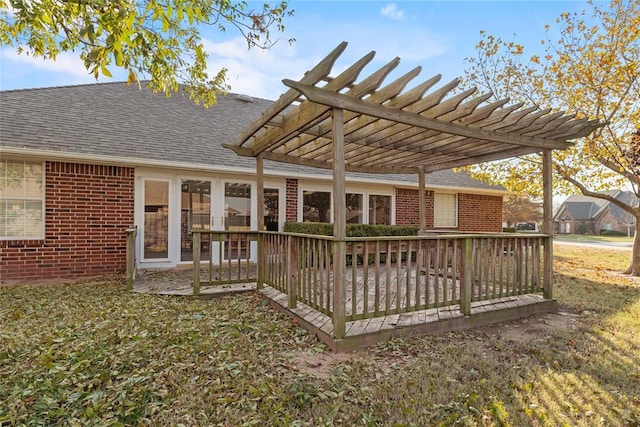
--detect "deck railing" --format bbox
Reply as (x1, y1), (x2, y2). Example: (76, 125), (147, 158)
(125, 227), (137, 290)
(262, 232), (335, 316)
(191, 230), (259, 295)
(260, 232), (548, 336)
(189, 231), (548, 333)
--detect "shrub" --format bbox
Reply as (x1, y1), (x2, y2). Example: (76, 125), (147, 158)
(503, 227), (516, 233)
(600, 229), (626, 236)
(284, 222), (333, 236)
(283, 222), (419, 237)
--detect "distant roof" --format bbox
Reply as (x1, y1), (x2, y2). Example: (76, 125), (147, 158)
(0, 82), (504, 192)
(555, 191), (637, 221)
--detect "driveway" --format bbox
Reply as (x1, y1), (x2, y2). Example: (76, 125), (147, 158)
(553, 239), (633, 251)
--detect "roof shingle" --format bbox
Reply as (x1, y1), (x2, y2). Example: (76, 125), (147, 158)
(0, 82), (504, 191)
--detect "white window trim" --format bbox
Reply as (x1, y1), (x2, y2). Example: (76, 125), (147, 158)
(434, 192), (458, 228)
(0, 159), (45, 240)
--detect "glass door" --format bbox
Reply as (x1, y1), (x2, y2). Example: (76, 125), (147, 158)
(222, 182), (252, 261)
(143, 180), (170, 260)
(180, 180), (211, 262)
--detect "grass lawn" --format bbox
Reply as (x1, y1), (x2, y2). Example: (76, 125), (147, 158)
(554, 233), (635, 244)
(1, 246), (639, 426)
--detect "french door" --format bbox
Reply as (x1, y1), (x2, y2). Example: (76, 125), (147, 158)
(179, 179), (253, 264)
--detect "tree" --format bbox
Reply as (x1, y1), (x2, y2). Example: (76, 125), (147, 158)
(463, 0), (640, 275)
(0, 0), (293, 106)
(502, 195), (543, 228)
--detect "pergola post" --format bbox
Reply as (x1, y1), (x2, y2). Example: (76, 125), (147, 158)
(332, 108), (347, 339)
(542, 149), (554, 299)
(418, 166), (426, 231)
(256, 154), (265, 289)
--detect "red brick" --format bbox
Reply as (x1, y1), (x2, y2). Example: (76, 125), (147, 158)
(1, 161), (134, 280)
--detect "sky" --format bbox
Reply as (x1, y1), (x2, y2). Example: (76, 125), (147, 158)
(0, 0), (595, 100)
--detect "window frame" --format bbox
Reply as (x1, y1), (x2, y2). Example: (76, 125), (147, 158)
(368, 193), (393, 225)
(299, 187), (333, 223)
(433, 192), (458, 228)
(346, 192), (364, 224)
(0, 159), (45, 240)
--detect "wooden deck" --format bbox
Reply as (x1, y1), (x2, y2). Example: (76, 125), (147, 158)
(260, 285), (556, 351)
(133, 267), (255, 297)
(130, 248), (556, 350)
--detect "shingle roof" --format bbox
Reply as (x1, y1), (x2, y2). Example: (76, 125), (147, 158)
(0, 82), (504, 191)
(555, 191), (637, 221)
(606, 191), (638, 223)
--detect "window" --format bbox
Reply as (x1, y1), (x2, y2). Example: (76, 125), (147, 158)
(346, 193), (363, 224)
(434, 192), (457, 228)
(264, 188), (279, 231)
(225, 183), (251, 230)
(0, 160), (44, 239)
(369, 194), (391, 225)
(604, 223), (613, 231)
(302, 190), (331, 222)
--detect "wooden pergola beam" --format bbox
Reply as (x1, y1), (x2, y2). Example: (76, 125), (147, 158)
(236, 42), (347, 147)
(249, 50), (378, 156)
(283, 80), (571, 151)
(332, 107), (347, 339)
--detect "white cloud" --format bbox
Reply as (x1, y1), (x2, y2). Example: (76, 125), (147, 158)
(203, 37), (320, 100)
(380, 3), (405, 21)
(0, 47), (129, 89)
(201, 12), (452, 100)
(1, 48), (90, 77)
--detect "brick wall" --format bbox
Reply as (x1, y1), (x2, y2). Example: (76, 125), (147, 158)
(556, 209), (595, 234)
(285, 178), (298, 222)
(394, 188), (502, 232)
(457, 193), (503, 232)
(1, 162), (134, 281)
(395, 188), (433, 227)
(595, 209), (635, 235)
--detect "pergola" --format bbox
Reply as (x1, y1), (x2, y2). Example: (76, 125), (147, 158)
(224, 42), (602, 342)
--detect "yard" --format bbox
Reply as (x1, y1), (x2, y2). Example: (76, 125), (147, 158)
(1, 245), (638, 426)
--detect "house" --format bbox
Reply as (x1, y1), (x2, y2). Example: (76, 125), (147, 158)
(0, 82), (508, 281)
(554, 191), (638, 235)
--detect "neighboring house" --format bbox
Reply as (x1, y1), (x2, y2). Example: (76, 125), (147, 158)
(1, 83), (508, 281)
(554, 191), (638, 235)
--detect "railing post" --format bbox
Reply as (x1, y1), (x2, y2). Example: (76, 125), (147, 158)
(514, 238), (522, 289)
(125, 227), (137, 290)
(542, 149), (554, 299)
(257, 232), (264, 289)
(460, 238), (473, 316)
(287, 235), (298, 308)
(333, 237), (346, 338)
(332, 107), (347, 340)
(192, 231), (201, 296)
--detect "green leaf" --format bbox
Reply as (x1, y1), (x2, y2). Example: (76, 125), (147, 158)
(101, 65), (113, 78)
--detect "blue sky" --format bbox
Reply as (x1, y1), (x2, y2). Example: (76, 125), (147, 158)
(0, 1), (593, 99)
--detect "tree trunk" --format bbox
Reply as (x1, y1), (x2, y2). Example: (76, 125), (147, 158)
(624, 217), (640, 276)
